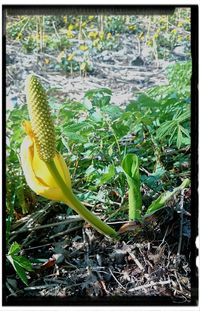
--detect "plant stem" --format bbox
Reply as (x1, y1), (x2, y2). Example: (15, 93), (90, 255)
(128, 184), (142, 221)
(46, 159), (118, 238)
(104, 117), (121, 158)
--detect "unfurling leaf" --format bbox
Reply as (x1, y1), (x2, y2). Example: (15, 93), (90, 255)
(144, 178), (190, 218)
(122, 154), (142, 221)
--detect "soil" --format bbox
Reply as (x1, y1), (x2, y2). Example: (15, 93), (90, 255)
(6, 198), (191, 303)
(6, 33), (186, 109)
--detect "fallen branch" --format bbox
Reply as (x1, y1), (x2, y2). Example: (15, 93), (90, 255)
(128, 279), (171, 292)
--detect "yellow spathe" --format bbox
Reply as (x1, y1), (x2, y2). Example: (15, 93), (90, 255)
(20, 121), (71, 203)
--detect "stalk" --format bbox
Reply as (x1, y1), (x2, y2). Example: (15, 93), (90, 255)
(121, 154), (142, 221)
(128, 184), (142, 221)
(46, 159), (118, 238)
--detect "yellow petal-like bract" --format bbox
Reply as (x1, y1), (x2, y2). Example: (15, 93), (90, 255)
(20, 121), (72, 203)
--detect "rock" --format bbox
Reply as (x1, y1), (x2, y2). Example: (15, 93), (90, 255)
(173, 45), (187, 59)
(131, 56), (144, 66)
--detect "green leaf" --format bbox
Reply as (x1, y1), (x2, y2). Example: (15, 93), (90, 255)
(112, 122), (129, 138)
(151, 166), (166, 178)
(179, 125), (190, 138)
(84, 88), (112, 98)
(156, 120), (176, 140)
(176, 109), (190, 123)
(144, 178), (190, 218)
(142, 166), (166, 191)
(82, 98), (93, 110)
(7, 256), (29, 286)
(8, 241), (21, 256)
(121, 154), (142, 221)
(122, 154), (139, 179)
(84, 88), (112, 107)
(12, 256), (33, 272)
(101, 105), (122, 120)
(137, 94), (159, 108)
(90, 110), (102, 122)
(63, 131), (87, 143)
(168, 126), (177, 146)
(181, 137), (190, 146)
(97, 164), (115, 186)
(7, 247), (33, 286)
(177, 125), (183, 149)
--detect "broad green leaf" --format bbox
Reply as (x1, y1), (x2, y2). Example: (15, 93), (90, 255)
(141, 166), (166, 192)
(101, 105), (122, 120)
(82, 98), (93, 110)
(151, 166), (166, 178)
(7, 245), (33, 286)
(181, 137), (190, 146)
(121, 154), (142, 221)
(90, 110), (102, 122)
(63, 122), (94, 133)
(112, 122), (129, 138)
(137, 94), (159, 108)
(8, 241), (21, 256)
(63, 131), (87, 143)
(144, 178), (190, 218)
(84, 88), (112, 99)
(7, 256), (29, 286)
(97, 164), (115, 186)
(84, 88), (112, 107)
(12, 256), (33, 272)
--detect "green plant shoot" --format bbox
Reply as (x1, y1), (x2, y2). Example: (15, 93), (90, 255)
(121, 154), (142, 221)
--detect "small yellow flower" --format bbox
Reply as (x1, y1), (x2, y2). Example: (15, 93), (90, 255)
(66, 30), (74, 39)
(79, 44), (88, 51)
(82, 22), (86, 28)
(154, 32), (159, 40)
(20, 121), (72, 203)
(107, 32), (112, 40)
(16, 32), (22, 40)
(171, 29), (177, 35)
(93, 38), (100, 47)
(67, 53), (75, 62)
(88, 31), (98, 40)
(68, 24), (74, 31)
(128, 25), (136, 31)
(139, 32), (144, 41)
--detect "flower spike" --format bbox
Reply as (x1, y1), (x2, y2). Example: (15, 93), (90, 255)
(25, 74), (56, 162)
